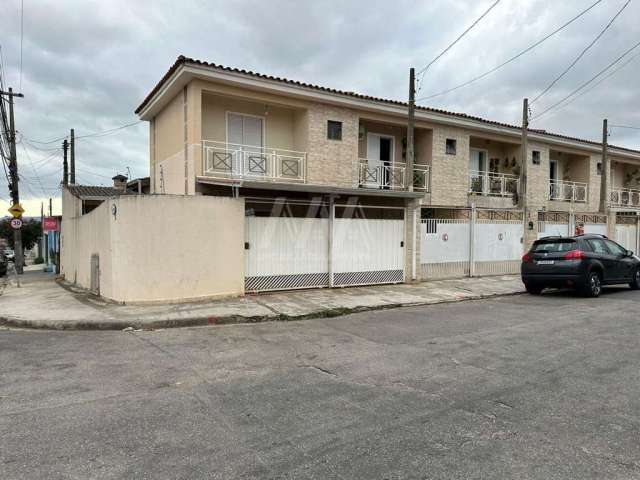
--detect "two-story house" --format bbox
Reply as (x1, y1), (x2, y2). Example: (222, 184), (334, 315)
(62, 55), (640, 302)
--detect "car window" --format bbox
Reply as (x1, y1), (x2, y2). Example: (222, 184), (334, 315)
(587, 239), (609, 255)
(605, 240), (627, 256)
(533, 241), (576, 253)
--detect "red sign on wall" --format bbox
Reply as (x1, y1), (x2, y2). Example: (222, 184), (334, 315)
(43, 217), (59, 232)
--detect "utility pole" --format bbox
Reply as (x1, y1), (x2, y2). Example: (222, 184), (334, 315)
(1, 87), (25, 274)
(600, 118), (609, 213)
(406, 68), (416, 192)
(62, 139), (69, 185)
(520, 98), (529, 206)
(69, 128), (75, 184)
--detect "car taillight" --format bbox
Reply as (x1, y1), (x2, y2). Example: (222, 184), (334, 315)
(522, 253), (532, 263)
(564, 250), (584, 260)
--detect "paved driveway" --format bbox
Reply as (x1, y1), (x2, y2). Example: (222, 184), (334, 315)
(2, 288), (640, 479)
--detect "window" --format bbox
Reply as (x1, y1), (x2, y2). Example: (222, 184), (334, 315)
(327, 120), (342, 140)
(533, 240), (576, 253)
(597, 162), (603, 175)
(445, 138), (457, 155)
(532, 151), (541, 165)
(605, 240), (627, 256)
(587, 239), (609, 255)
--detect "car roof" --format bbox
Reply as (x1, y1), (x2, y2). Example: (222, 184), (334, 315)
(536, 234), (608, 241)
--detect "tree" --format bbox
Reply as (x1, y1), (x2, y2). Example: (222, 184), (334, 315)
(0, 217), (42, 251)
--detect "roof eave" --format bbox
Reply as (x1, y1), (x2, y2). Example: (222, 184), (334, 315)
(136, 57), (640, 160)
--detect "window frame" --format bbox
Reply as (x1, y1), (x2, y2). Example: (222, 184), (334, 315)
(327, 120), (343, 141)
(445, 138), (457, 155)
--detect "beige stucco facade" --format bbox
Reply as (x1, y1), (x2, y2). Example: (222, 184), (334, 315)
(61, 192), (245, 303)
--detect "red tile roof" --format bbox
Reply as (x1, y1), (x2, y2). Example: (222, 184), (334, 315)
(135, 56), (640, 156)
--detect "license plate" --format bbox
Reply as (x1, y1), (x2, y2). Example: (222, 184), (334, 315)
(536, 260), (554, 265)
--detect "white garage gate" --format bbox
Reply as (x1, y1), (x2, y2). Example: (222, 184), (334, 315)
(244, 201), (405, 292)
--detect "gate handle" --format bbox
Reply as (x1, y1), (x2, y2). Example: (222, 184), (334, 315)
(400, 241), (404, 247)
(244, 242), (250, 250)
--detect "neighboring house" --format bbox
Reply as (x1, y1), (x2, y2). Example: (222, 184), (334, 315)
(61, 56), (640, 302)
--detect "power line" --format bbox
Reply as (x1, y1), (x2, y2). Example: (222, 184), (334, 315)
(416, 0), (502, 90)
(19, 0), (24, 91)
(532, 49), (640, 121)
(74, 120), (143, 139)
(530, 0), (630, 105)
(416, 0), (604, 102)
(610, 125), (640, 130)
(23, 119), (143, 145)
(532, 39), (640, 120)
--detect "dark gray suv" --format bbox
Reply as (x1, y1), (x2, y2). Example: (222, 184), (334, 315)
(521, 234), (640, 297)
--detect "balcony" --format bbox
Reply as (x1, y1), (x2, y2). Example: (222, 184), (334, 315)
(611, 188), (640, 208)
(549, 180), (587, 203)
(358, 160), (430, 192)
(202, 141), (307, 183)
(469, 171), (519, 197)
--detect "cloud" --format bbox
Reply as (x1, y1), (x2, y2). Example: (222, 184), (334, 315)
(1, 0), (639, 216)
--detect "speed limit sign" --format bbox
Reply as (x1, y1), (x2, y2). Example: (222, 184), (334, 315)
(10, 218), (22, 229)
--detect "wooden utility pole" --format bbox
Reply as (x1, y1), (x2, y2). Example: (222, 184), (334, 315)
(520, 98), (529, 206)
(406, 67), (416, 192)
(62, 139), (69, 185)
(69, 128), (75, 184)
(600, 118), (609, 213)
(1, 87), (25, 274)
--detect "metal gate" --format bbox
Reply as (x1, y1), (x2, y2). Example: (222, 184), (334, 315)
(538, 212), (570, 238)
(244, 202), (405, 292)
(420, 217), (471, 279)
(420, 208), (523, 280)
(245, 215), (330, 292)
(332, 209), (405, 287)
(615, 214), (639, 252)
(473, 218), (524, 276)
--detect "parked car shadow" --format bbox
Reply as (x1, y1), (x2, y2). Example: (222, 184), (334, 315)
(540, 285), (632, 298)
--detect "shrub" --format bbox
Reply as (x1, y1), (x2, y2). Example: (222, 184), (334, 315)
(34, 257), (44, 264)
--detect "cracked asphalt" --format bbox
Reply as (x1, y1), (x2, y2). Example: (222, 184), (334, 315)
(1, 287), (640, 479)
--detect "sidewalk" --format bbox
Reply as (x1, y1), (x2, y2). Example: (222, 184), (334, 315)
(0, 271), (524, 330)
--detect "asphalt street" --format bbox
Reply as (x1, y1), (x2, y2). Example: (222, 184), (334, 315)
(1, 287), (640, 479)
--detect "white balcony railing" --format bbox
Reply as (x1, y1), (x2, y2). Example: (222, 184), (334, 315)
(413, 165), (430, 192)
(549, 179), (588, 203)
(611, 187), (640, 208)
(202, 140), (307, 183)
(469, 171), (519, 197)
(359, 160), (405, 190)
(359, 160), (430, 192)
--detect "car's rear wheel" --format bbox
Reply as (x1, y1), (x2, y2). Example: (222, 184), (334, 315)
(525, 284), (544, 295)
(583, 271), (602, 298)
(629, 268), (640, 290)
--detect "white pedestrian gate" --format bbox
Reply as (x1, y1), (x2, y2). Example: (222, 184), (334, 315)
(244, 204), (405, 292)
(420, 218), (470, 279)
(420, 209), (523, 280)
(615, 223), (639, 253)
(473, 219), (524, 276)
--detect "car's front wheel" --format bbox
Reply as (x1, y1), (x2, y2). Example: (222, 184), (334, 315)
(583, 271), (602, 298)
(629, 268), (640, 290)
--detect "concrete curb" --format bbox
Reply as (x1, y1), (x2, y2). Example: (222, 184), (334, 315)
(0, 289), (525, 331)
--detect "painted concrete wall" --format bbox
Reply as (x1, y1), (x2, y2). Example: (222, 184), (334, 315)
(61, 193), (245, 303)
(60, 189), (115, 298)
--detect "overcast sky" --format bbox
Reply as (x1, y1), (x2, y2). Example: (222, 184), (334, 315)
(1, 0), (639, 216)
